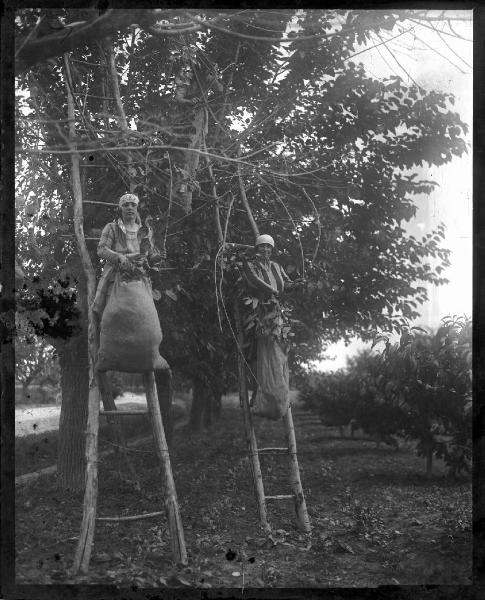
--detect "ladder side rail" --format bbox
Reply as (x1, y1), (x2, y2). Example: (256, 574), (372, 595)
(143, 371), (188, 565)
(283, 406), (311, 533)
(71, 381), (101, 574)
(234, 301), (271, 534)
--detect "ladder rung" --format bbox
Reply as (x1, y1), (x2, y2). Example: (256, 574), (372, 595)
(100, 410), (149, 416)
(265, 494), (294, 500)
(258, 447), (288, 453)
(97, 511), (164, 522)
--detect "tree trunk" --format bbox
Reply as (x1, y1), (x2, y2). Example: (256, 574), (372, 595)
(203, 389), (213, 429)
(56, 325), (89, 492)
(21, 382), (30, 404)
(213, 392), (222, 421)
(426, 445), (433, 477)
(189, 377), (204, 433)
(155, 369), (173, 447)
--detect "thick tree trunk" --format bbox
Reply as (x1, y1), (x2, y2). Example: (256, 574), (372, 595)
(203, 389), (213, 429)
(21, 382), (30, 404)
(189, 377), (204, 433)
(56, 325), (89, 492)
(426, 445), (433, 477)
(213, 392), (222, 421)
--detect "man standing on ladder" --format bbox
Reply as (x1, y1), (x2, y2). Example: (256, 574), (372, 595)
(242, 234), (305, 421)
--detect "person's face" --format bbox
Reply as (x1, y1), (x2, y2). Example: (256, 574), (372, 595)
(257, 243), (273, 260)
(120, 201), (137, 221)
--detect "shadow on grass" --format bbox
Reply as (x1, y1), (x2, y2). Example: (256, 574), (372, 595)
(307, 441), (399, 457)
(351, 469), (470, 488)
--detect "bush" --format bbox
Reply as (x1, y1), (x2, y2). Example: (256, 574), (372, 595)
(373, 316), (472, 476)
(15, 384), (59, 406)
(300, 370), (362, 436)
(300, 316), (472, 476)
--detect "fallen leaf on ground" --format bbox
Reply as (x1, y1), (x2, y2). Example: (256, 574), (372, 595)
(334, 540), (354, 554)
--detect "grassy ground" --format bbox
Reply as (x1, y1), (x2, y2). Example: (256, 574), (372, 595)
(15, 397), (187, 476)
(15, 396), (471, 588)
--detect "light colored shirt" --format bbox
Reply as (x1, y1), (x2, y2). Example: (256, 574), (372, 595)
(98, 218), (143, 263)
(243, 256), (290, 296)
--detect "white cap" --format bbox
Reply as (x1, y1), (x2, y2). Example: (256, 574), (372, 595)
(119, 193), (139, 207)
(255, 234), (275, 248)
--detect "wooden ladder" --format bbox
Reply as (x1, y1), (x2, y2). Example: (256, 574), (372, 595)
(234, 304), (311, 535)
(71, 370), (187, 574)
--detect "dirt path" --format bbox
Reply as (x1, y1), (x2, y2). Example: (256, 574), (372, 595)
(15, 392), (178, 437)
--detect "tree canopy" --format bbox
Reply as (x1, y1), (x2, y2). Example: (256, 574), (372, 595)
(15, 9), (469, 392)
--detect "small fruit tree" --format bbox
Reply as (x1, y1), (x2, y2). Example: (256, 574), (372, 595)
(373, 316), (472, 476)
(301, 316), (472, 477)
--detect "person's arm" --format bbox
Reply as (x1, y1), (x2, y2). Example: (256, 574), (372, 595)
(242, 259), (277, 295)
(139, 226), (166, 267)
(277, 263), (305, 291)
(97, 223), (126, 266)
(280, 264), (291, 286)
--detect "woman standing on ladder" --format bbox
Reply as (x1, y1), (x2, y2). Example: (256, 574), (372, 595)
(92, 193), (163, 325)
(242, 234), (304, 420)
(92, 193), (173, 439)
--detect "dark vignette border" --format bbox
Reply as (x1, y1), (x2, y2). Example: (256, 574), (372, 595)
(1, 1), (483, 599)
(473, 0), (485, 592)
(1, 2), (17, 599)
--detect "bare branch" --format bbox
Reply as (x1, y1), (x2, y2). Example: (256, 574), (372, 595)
(407, 16), (472, 42)
(376, 32), (419, 88)
(63, 54), (97, 305)
(434, 24), (472, 69)
(192, 14), (334, 43)
(16, 10), (161, 73)
(344, 27), (414, 63)
(105, 38), (135, 190)
(236, 147), (259, 239)
(302, 187), (321, 266)
(144, 23), (202, 36)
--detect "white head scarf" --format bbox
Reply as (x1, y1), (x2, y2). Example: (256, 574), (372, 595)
(119, 193), (139, 207)
(255, 234), (275, 248)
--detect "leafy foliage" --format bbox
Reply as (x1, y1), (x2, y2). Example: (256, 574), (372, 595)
(302, 317), (472, 475)
(300, 369), (362, 430)
(15, 330), (56, 391)
(374, 315), (472, 476)
(302, 316), (472, 476)
(15, 9), (469, 423)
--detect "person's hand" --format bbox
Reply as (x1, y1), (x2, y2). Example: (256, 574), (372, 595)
(148, 251), (165, 268)
(286, 278), (306, 291)
(118, 255), (132, 271)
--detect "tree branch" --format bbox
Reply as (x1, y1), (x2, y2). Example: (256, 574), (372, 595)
(236, 147), (259, 239)
(302, 187), (321, 266)
(104, 38), (135, 190)
(16, 9), (162, 73)
(63, 55), (96, 306)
